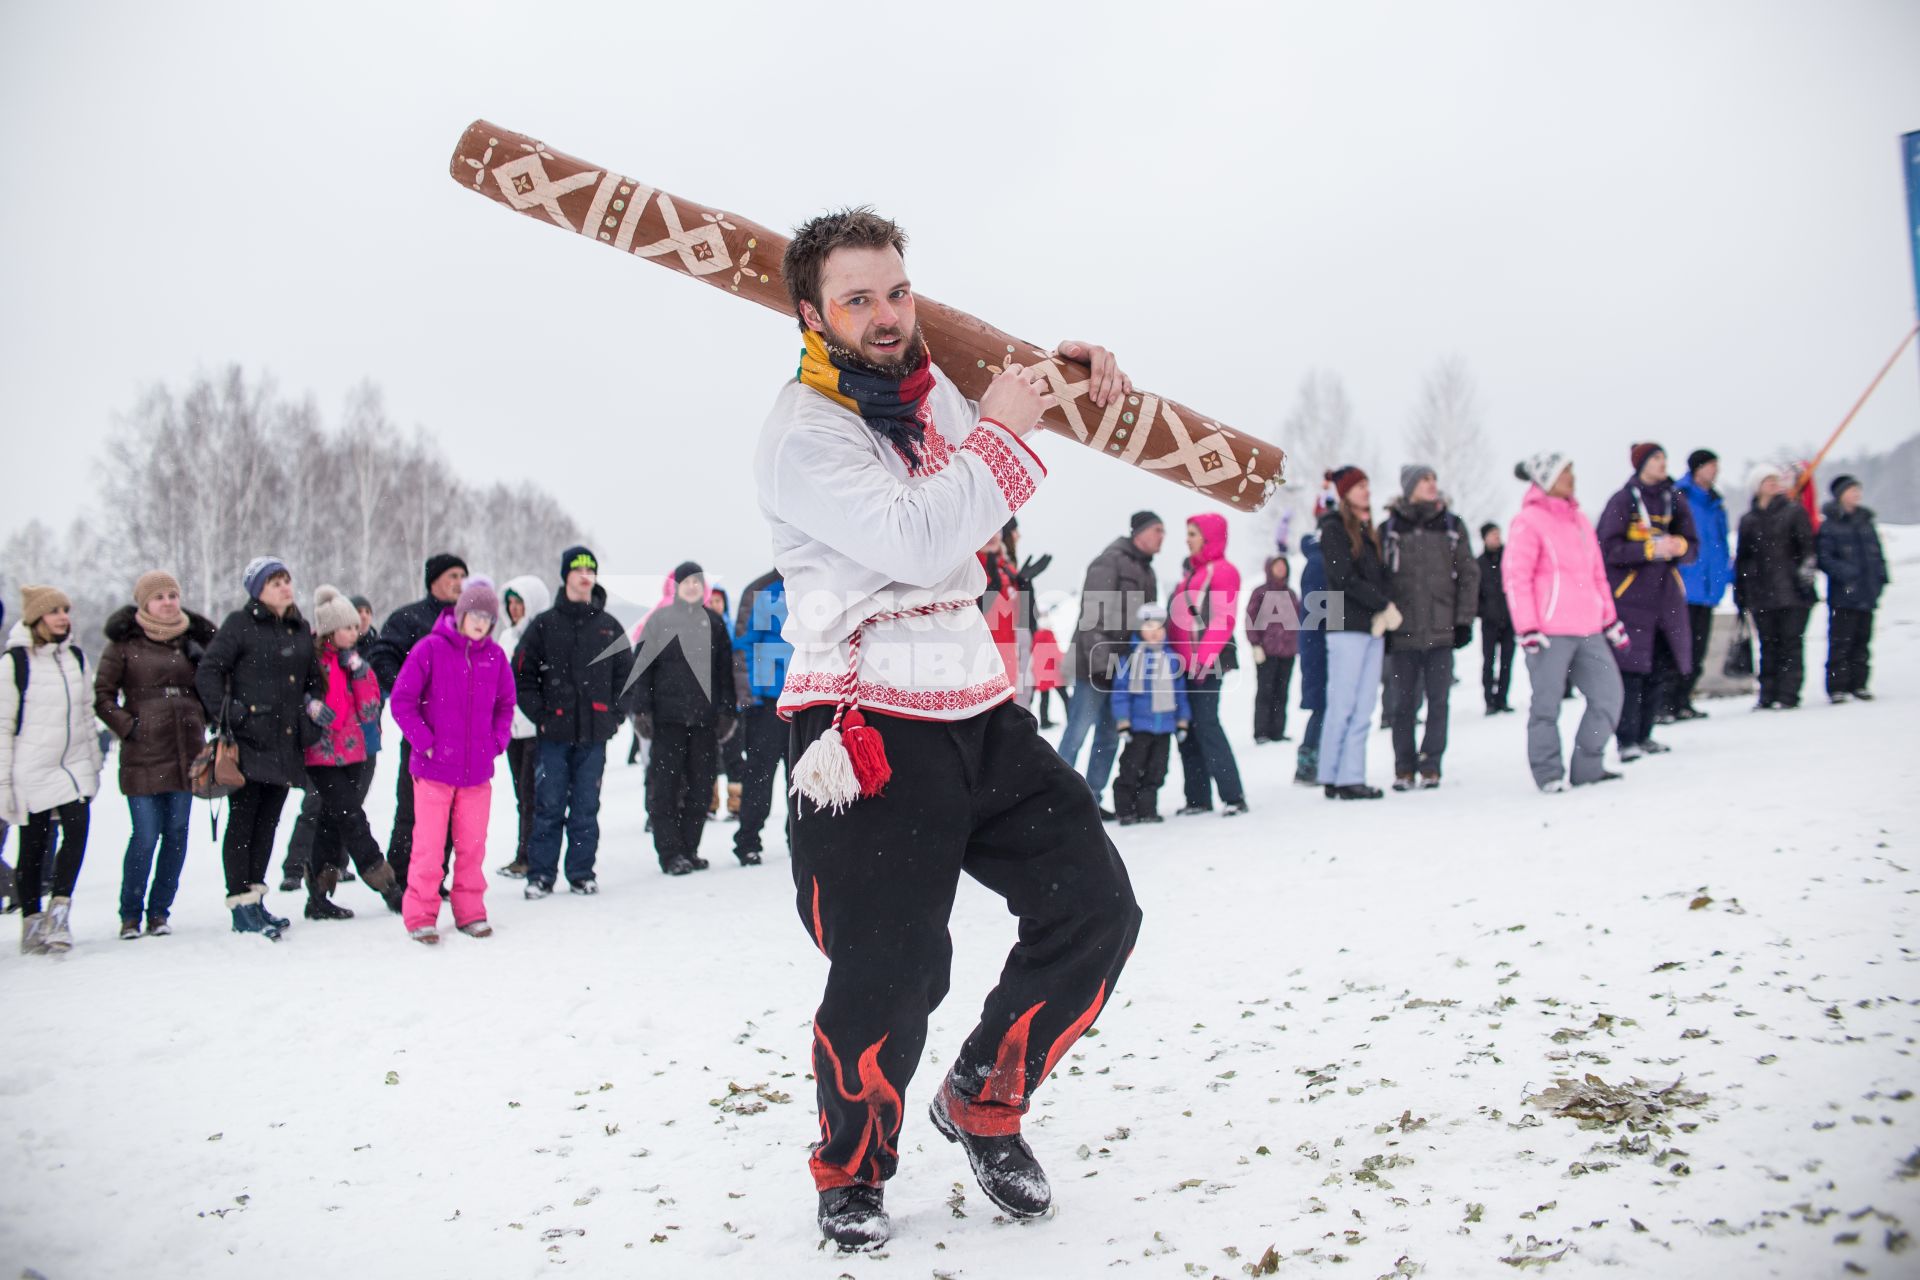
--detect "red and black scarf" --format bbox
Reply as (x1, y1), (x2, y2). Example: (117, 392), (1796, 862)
(798, 329), (937, 472)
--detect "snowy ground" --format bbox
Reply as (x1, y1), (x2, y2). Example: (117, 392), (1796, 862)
(4, 535), (1917, 1280)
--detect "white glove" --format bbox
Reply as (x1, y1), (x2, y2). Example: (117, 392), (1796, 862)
(1370, 602), (1404, 637)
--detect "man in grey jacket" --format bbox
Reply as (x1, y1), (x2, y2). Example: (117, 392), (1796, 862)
(1379, 466), (1479, 789)
(1058, 512), (1163, 811)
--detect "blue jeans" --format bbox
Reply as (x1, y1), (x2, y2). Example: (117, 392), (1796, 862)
(528, 740), (607, 885)
(1318, 633), (1384, 787)
(121, 791), (193, 922)
(1178, 670), (1246, 808)
(1057, 680), (1121, 799)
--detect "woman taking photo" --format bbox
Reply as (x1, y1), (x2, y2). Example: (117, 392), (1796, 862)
(196, 556), (324, 940)
(95, 571), (216, 939)
(2, 585), (104, 953)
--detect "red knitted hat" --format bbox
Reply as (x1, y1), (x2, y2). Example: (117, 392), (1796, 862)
(1630, 442), (1665, 472)
(1325, 466), (1368, 499)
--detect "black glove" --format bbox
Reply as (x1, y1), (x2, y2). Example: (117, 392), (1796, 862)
(1453, 624), (1473, 650)
(1017, 553), (1053, 585)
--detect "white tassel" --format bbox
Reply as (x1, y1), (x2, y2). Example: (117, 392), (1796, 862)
(790, 727), (861, 815)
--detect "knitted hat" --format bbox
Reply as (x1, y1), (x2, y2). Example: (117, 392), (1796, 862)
(1630, 442), (1665, 472)
(1130, 510), (1164, 536)
(1400, 464), (1436, 500)
(19, 584), (70, 627)
(242, 555), (289, 601)
(456, 576), (500, 624)
(1325, 466), (1368, 499)
(1829, 473), (1862, 500)
(560, 545), (598, 579)
(349, 594), (372, 613)
(1514, 452), (1572, 493)
(1687, 448), (1718, 475)
(1136, 602), (1168, 625)
(424, 553), (468, 595)
(312, 585), (359, 635)
(133, 570), (180, 610)
(1746, 462), (1786, 492)
(672, 560), (705, 586)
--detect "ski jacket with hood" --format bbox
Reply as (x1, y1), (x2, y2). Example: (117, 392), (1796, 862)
(1, 622), (104, 823)
(1169, 513), (1241, 674)
(1244, 557), (1302, 660)
(1816, 501), (1889, 612)
(1501, 485), (1617, 637)
(498, 574), (554, 739)
(513, 583), (636, 745)
(1675, 475), (1733, 607)
(392, 612), (517, 787)
(1378, 498), (1479, 652)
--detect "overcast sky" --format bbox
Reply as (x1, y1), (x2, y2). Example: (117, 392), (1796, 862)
(3, 0), (1917, 601)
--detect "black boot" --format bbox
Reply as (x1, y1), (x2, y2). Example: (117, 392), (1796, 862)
(817, 1184), (889, 1250)
(929, 1080), (1053, 1219)
(305, 866), (355, 921)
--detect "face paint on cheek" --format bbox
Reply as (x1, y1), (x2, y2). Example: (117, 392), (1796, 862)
(825, 299), (852, 337)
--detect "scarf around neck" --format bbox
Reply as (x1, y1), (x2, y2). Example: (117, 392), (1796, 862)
(136, 604), (190, 643)
(798, 328), (936, 472)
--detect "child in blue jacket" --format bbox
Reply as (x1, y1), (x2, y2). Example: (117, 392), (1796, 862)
(1110, 604), (1191, 825)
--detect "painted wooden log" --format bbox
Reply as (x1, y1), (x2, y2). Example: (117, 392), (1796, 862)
(448, 120), (1283, 511)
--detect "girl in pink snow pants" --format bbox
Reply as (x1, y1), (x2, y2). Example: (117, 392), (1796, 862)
(390, 578), (517, 943)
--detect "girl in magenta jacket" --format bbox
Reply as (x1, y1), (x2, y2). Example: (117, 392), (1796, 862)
(391, 578), (517, 942)
(1167, 512), (1247, 815)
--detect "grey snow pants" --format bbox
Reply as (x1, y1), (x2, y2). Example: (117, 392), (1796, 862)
(1524, 633), (1623, 787)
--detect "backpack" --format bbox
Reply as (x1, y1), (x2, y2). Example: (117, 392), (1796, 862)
(9, 644), (85, 736)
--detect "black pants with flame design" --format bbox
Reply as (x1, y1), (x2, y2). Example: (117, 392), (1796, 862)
(787, 700), (1142, 1190)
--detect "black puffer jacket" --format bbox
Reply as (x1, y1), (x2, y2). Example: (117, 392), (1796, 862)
(94, 607), (216, 796)
(369, 595), (451, 694)
(1317, 509), (1393, 633)
(1476, 547), (1512, 633)
(1817, 502), (1889, 611)
(1378, 499), (1479, 652)
(513, 585), (636, 744)
(195, 599), (325, 786)
(631, 600), (736, 729)
(1069, 536), (1159, 691)
(1735, 496), (1817, 613)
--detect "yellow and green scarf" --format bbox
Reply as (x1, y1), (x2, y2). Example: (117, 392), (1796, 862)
(797, 329), (937, 472)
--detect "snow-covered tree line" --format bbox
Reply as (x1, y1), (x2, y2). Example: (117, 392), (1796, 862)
(1, 367), (584, 633)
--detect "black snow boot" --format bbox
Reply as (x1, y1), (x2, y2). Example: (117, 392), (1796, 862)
(929, 1080), (1053, 1219)
(305, 866), (355, 921)
(817, 1184), (889, 1250)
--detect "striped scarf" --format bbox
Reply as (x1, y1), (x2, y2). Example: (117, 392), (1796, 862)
(797, 329), (936, 472)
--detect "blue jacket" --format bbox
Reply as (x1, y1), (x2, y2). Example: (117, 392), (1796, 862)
(1675, 476), (1732, 607)
(1817, 501), (1889, 611)
(1110, 639), (1191, 735)
(732, 571), (792, 703)
(1297, 534), (1328, 711)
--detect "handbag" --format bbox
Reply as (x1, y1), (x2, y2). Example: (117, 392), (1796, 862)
(189, 697), (246, 800)
(1721, 613), (1755, 680)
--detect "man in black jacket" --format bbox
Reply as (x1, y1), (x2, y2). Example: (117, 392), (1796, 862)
(1735, 467), (1817, 709)
(632, 562), (738, 875)
(1059, 512), (1162, 811)
(1476, 522), (1514, 715)
(1817, 475), (1889, 702)
(369, 553), (466, 884)
(514, 546), (635, 896)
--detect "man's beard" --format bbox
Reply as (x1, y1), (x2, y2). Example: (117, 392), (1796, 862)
(823, 321), (927, 379)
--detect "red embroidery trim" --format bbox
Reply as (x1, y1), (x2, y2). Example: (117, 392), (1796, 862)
(782, 670), (1011, 714)
(962, 423), (1038, 510)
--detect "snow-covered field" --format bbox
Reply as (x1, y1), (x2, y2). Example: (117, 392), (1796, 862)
(4, 533), (1917, 1280)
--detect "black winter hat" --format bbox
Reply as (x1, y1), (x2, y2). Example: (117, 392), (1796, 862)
(1478, 521), (1500, 539)
(672, 560), (705, 585)
(1830, 474), (1862, 500)
(349, 594), (372, 613)
(560, 545), (599, 579)
(424, 553), (468, 594)
(1687, 449), (1718, 474)
(1130, 510), (1164, 536)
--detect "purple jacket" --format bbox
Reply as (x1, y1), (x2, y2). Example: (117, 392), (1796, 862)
(391, 613), (517, 787)
(1596, 474), (1699, 676)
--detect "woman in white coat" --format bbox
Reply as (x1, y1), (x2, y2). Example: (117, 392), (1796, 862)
(494, 574), (551, 879)
(1, 585), (105, 953)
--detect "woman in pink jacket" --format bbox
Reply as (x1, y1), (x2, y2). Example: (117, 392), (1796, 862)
(1168, 513), (1247, 816)
(391, 578), (517, 943)
(1501, 454), (1630, 792)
